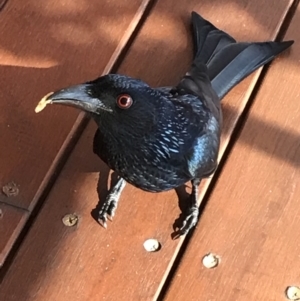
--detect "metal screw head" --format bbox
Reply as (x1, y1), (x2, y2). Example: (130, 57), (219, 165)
(62, 214), (79, 227)
(286, 286), (300, 300)
(202, 253), (220, 269)
(143, 239), (161, 252)
(2, 182), (19, 197)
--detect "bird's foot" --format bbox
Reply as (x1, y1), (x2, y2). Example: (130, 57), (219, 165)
(180, 206), (199, 233)
(172, 178), (201, 238)
(97, 177), (126, 229)
(97, 193), (119, 228)
(173, 205), (199, 239)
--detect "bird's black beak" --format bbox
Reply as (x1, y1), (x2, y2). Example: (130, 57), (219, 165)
(35, 84), (111, 114)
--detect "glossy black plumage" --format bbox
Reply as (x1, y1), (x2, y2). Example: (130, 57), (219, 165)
(43, 12), (293, 235)
(90, 74), (218, 193)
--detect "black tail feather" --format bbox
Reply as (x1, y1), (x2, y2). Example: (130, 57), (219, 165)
(210, 41), (293, 99)
(191, 11), (235, 65)
(191, 11), (294, 100)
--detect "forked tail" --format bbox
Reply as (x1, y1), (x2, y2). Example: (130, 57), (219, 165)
(191, 12), (293, 99)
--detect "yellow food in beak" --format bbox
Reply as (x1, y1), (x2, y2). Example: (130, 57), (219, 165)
(35, 92), (54, 113)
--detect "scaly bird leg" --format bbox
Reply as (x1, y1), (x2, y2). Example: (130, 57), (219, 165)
(98, 177), (126, 228)
(178, 178), (201, 235)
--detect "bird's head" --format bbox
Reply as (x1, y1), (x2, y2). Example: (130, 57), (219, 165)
(37, 74), (164, 137)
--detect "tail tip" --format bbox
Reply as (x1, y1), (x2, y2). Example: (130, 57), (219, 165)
(278, 40), (294, 52)
(191, 11), (200, 21)
(284, 40), (294, 47)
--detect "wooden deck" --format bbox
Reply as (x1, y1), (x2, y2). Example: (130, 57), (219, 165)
(0, 0), (299, 300)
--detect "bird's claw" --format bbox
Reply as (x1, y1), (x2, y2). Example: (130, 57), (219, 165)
(97, 194), (118, 229)
(174, 206), (199, 238)
(98, 218), (107, 229)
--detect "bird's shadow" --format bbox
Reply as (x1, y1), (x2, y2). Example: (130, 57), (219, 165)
(90, 168), (119, 222)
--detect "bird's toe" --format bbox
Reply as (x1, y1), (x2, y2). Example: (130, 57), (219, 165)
(97, 193), (119, 227)
(98, 215), (108, 229)
(177, 206), (199, 236)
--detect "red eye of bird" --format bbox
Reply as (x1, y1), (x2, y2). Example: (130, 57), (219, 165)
(116, 94), (133, 109)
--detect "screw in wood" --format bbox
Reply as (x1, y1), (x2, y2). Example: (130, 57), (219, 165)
(202, 253), (220, 269)
(62, 213), (79, 227)
(286, 286), (300, 300)
(2, 182), (19, 197)
(143, 239), (161, 252)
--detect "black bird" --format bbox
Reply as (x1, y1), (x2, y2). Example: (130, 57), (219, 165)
(38, 12), (293, 235)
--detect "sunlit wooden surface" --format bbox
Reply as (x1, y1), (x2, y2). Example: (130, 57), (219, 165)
(0, 0), (299, 300)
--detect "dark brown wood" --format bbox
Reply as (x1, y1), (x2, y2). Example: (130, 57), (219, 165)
(0, 203), (28, 266)
(163, 6), (300, 301)
(0, 0), (148, 266)
(0, 0), (294, 300)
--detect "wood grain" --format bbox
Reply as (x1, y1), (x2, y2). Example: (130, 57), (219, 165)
(0, 203), (28, 266)
(0, 0), (294, 300)
(0, 0), (144, 210)
(0, 0), (148, 265)
(163, 5), (300, 301)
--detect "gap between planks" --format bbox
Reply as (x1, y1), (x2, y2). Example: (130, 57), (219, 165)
(27, 0), (157, 214)
(0, 0), (296, 299)
(154, 0), (298, 299)
(160, 1), (300, 299)
(0, 0), (156, 268)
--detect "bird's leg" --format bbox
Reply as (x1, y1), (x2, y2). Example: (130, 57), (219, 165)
(98, 177), (126, 228)
(178, 178), (201, 235)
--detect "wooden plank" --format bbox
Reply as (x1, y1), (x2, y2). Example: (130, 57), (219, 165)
(0, 0), (149, 266)
(0, 203), (28, 266)
(163, 5), (300, 301)
(0, 0), (294, 300)
(0, 0), (145, 210)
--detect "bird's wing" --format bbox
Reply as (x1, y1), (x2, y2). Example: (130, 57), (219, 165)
(170, 96), (219, 177)
(174, 62), (221, 123)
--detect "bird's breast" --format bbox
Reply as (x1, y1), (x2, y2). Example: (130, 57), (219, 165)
(106, 152), (190, 192)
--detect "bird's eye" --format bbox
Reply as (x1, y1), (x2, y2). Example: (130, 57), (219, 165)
(116, 94), (133, 109)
